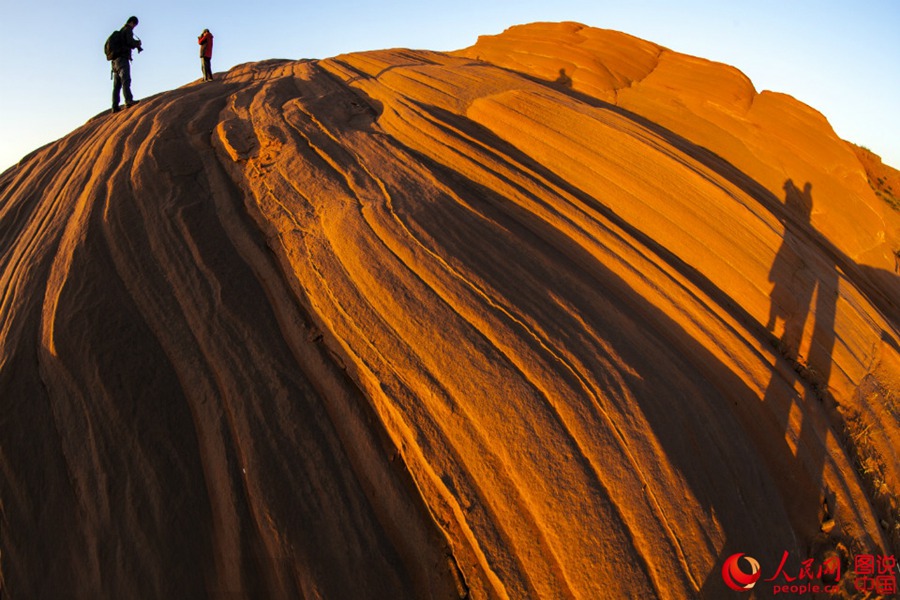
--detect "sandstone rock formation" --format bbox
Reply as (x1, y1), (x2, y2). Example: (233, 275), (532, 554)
(1, 21), (898, 599)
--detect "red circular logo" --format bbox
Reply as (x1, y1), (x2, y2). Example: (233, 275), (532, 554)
(722, 553), (761, 592)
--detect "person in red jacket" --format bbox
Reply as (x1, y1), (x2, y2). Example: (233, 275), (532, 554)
(198, 29), (214, 81)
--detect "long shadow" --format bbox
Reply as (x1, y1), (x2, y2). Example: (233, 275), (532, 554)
(758, 179), (843, 585)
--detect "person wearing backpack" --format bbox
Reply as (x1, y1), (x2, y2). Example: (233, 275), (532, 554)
(198, 29), (214, 81)
(107, 16), (143, 113)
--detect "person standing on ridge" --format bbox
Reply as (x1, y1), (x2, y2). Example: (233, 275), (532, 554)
(109, 16), (143, 112)
(198, 29), (214, 81)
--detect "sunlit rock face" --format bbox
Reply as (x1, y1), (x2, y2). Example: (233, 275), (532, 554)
(1, 21), (898, 599)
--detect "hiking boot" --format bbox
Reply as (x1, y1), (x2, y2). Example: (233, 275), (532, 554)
(112, 106), (122, 113)
(125, 100), (140, 108)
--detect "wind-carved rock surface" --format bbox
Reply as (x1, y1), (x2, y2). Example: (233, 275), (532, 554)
(1, 21), (898, 599)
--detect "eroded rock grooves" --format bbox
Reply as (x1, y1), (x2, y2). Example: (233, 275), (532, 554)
(1, 22), (899, 599)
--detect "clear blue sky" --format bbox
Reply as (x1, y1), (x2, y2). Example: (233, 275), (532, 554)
(0, 0), (897, 172)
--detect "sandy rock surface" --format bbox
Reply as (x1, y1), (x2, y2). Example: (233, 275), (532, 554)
(1, 21), (898, 599)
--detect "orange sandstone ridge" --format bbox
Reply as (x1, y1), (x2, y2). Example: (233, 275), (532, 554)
(1, 21), (898, 599)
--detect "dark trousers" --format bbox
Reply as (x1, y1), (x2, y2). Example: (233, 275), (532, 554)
(201, 57), (213, 80)
(112, 58), (133, 108)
